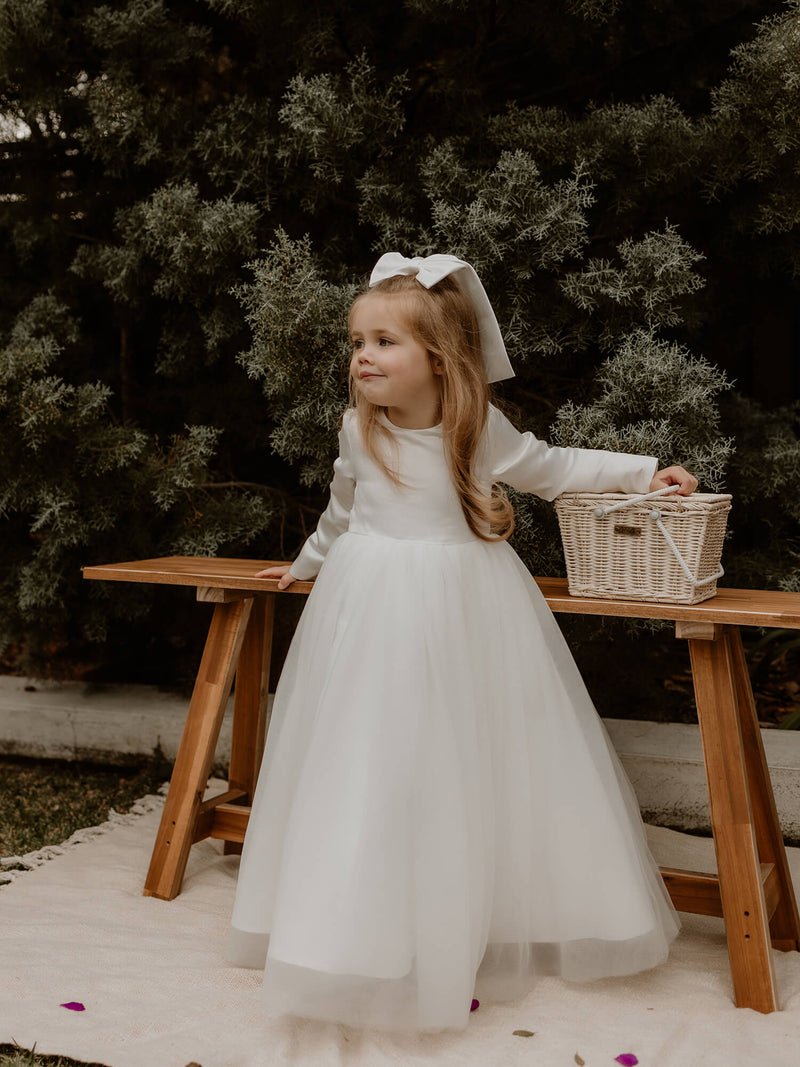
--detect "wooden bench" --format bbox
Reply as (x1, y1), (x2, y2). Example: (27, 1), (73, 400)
(82, 556), (800, 1013)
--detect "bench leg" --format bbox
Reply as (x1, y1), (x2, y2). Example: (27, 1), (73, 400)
(727, 628), (800, 952)
(689, 626), (779, 1012)
(143, 597), (253, 900)
(223, 593), (275, 855)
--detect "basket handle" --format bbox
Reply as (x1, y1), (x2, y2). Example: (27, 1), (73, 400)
(594, 486), (724, 588)
(592, 484), (682, 518)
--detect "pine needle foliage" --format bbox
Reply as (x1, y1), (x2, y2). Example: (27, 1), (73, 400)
(234, 231), (356, 487)
(1, 0), (798, 678)
(0, 293), (272, 675)
(551, 330), (734, 488)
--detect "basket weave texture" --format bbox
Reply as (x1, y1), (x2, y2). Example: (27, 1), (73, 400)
(554, 492), (732, 605)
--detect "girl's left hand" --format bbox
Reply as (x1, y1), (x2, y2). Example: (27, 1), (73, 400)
(255, 564), (296, 590)
(649, 465), (699, 496)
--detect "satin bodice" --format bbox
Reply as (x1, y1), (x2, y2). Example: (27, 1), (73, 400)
(348, 419), (474, 544)
(289, 406), (658, 581)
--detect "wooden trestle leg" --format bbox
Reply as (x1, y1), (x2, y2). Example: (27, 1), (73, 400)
(727, 628), (800, 953)
(223, 593), (275, 855)
(143, 596), (253, 900)
(686, 624), (800, 1013)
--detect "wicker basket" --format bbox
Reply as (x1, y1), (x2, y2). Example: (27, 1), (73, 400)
(554, 487), (732, 605)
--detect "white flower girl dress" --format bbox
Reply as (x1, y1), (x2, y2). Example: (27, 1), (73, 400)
(226, 404), (680, 1033)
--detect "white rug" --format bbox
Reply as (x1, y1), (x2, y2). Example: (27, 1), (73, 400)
(2, 783), (800, 1067)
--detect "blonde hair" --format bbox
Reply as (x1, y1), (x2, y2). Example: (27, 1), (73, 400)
(349, 273), (514, 542)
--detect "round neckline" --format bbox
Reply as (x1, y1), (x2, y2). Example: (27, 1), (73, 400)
(378, 410), (442, 433)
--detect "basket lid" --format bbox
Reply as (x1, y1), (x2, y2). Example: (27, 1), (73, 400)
(555, 492), (731, 508)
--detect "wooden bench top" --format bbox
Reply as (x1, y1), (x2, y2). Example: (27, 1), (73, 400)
(82, 556), (800, 629)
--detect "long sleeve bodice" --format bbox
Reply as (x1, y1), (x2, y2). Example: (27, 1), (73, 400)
(288, 418), (357, 580)
(483, 406), (658, 500)
(289, 406), (657, 580)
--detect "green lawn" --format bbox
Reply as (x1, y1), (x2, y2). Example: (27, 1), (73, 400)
(0, 754), (172, 860)
(0, 1045), (109, 1067)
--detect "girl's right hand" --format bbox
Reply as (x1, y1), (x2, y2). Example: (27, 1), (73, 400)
(255, 564), (296, 590)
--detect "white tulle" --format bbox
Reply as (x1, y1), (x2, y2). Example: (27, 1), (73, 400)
(227, 414), (679, 1033)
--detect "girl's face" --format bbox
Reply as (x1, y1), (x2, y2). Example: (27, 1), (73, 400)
(349, 294), (442, 429)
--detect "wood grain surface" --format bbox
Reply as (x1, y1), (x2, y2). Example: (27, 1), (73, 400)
(83, 557), (800, 628)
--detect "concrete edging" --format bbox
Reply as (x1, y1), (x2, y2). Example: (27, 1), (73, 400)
(2, 675), (800, 842)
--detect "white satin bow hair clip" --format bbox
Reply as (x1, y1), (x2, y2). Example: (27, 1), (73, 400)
(368, 253), (515, 384)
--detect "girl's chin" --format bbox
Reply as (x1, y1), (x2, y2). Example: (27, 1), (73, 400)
(356, 380), (388, 398)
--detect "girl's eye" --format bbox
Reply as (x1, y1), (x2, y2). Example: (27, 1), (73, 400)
(352, 339), (364, 350)
(379, 338), (393, 346)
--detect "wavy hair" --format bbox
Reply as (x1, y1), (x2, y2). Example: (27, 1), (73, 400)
(348, 273), (514, 542)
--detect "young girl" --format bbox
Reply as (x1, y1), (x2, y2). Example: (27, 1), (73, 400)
(227, 252), (693, 1033)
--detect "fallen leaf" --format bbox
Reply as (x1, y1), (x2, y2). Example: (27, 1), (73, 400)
(615, 1056), (639, 1066)
(60, 1002), (85, 1012)
(575, 1055), (585, 1066)
(470, 998), (479, 1012)
(663, 678), (690, 694)
(512, 1029), (535, 1037)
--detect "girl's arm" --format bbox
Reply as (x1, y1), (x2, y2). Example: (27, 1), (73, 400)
(486, 406), (692, 498)
(255, 412), (357, 589)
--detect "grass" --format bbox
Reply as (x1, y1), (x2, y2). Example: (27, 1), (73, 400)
(0, 1044), (109, 1067)
(0, 753), (172, 859)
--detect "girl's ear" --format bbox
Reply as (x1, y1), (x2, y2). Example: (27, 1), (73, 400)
(431, 357), (444, 375)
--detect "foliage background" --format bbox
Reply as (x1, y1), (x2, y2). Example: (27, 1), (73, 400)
(1, 0), (799, 691)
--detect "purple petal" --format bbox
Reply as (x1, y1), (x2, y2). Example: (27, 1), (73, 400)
(470, 998), (480, 1012)
(60, 1001), (85, 1012)
(615, 1056), (638, 1066)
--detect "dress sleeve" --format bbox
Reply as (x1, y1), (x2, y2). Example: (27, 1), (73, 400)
(288, 412), (357, 581)
(486, 405), (658, 500)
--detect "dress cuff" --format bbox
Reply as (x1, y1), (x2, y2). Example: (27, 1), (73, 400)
(288, 553), (320, 582)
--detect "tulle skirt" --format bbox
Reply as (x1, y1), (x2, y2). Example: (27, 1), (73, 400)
(227, 530), (679, 1032)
